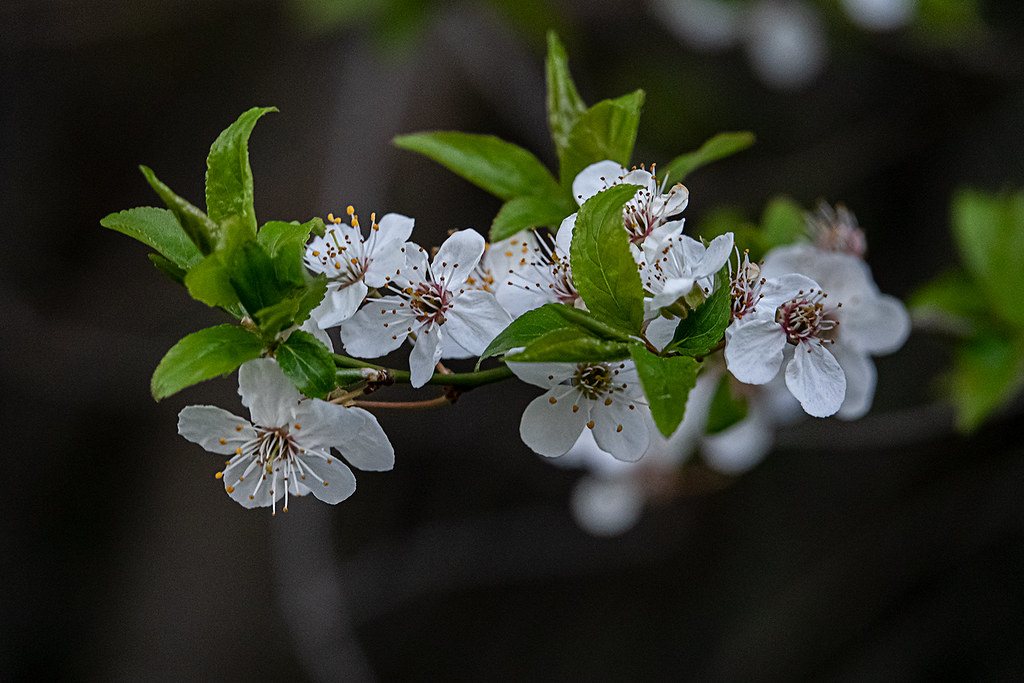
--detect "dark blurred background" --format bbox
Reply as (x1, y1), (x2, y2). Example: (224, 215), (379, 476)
(2, 0), (1023, 680)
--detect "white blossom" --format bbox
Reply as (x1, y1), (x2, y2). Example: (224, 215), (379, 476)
(509, 359), (649, 461)
(761, 242), (909, 418)
(641, 231), (735, 311)
(340, 229), (511, 387)
(177, 359), (394, 513)
(305, 208), (414, 328)
(724, 270), (847, 417)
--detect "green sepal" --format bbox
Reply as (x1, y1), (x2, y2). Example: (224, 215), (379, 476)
(490, 194), (575, 242)
(101, 206), (203, 270)
(558, 89), (644, 189)
(393, 131), (562, 201)
(205, 106), (277, 241)
(705, 373), (749, 434)
(140, 165), (221, 255)
(275, 330), (337, 399)
(545, 30), (587, 159)
(151, 324), (264, 400)
(667, 265), (731, 357)
(148, 253), (187, 285)
(662, 131), (755, 185)
(628, 344), (699, 438)
(505, 328), (630, 363)
(570, 184), (645, 333)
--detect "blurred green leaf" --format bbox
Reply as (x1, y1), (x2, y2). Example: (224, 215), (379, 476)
(151, 324), (263, 400)
(662, 131), (755, 185)
(909, 268), (986, 336)
(571, 184), (645, 333)
(629, 344), (698, 437)
(559, 90), (645, 189)
(101, 206), (203, 270)
(705, 373), (748, 435)
(205, 107), (276, 241)
(490, 194), (574, 242)
(393, 131), (561, 201)
(147, 253), (187, 285)
(545, 30), (587, 159)
(951, 188), (1024, 329)
(949, 330), (1024, 432)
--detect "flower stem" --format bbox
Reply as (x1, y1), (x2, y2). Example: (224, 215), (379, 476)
(332, 354), (514, 388)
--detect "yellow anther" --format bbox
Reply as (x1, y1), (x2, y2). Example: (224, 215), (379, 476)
(235, 447), (243, 455)
(347, 205), (355, 215)
(604, 398), (613, 406)
(219, 438), (226, 445)
(616, 425), (623, 433)
(586, 420), (595, 429)
(235, 425), (243, 431)
(548, 397), (557, 404)
(294, 424), (301, 430)
(572, 405), (579, 413)
(225, 485), (235, 493)
(215, 471), (224, 479)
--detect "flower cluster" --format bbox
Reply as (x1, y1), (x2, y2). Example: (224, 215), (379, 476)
(105, 39), (912, 528)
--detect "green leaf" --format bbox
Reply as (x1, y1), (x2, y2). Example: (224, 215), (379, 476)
(549, 304), (637, 343)
(506, 328), (630, 363)
(225, 241), (292, 317)
(205, 106), (276, 241)
(478, 303), (582, 366)
(951, 188), (1024, 329)
(628, 344), (699, 437)
(151, 324), (263, 400)
(705, 373), (748, 434)
(909, 268), (986, 336)
(490, 194), (575, 242)
(140, 165), (221, 255)
(183, 253), (244, 316)
(393, 131), (561, 201)
(275, 330), (336, 399)
(662, 132), (755, 185)
(950, 331), (1024, 432)
(545, 30), (587, 159)
(667, 265), (731, 357)
(759, 196), (806, 252)
(253, 299), (301, 339)
(559, 90), (644, 189)
(570, 184), (645, 333)
(258, 218), (319, 255)
(147, 253), (187, 285)
(101, 206), (203, 270)
(293, 274), (328, 327)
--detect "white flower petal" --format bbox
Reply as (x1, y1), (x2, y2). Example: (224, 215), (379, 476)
(785, 342), (846, 417)
(555, 213), (576, 253)
(725, 319), (787, 384)
(507, 361), (576, 389)
(572, 160), (627, 205)
(299, 403), (395, 472)
(238, 359), (301, 427)
(591, 398), (650, 462)
(644, 315), (679, 351)
(832, 344), (877, 420)
(757, 273), (821, 311)
(839, 293), (910, 356)
(315, 281), (368, 328)
(701, 410), (773, 474)
(409, 323), (443, 388)
(433, 229), (485, 287)
(376, 212), (414, 244)
(443, 290), (512, 356)
(225, 457), (278, 509)
(295, 453), (357, 504)
(520, 389), (589, 457)
(339, 297), (415, 359)
(178, 406), (254, 454)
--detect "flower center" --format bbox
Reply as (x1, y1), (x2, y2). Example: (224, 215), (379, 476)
(730, 251), (764, 320)
(572, 363), (614, 400)
(409, 282), (451, 325)
(775, 289), (839, 346)
(256, 425), (297, 473)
